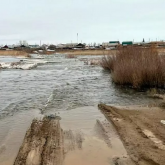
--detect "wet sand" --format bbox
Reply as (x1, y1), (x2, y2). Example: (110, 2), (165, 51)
(99, 104), (165, 165)
(0, 110), (40, 165)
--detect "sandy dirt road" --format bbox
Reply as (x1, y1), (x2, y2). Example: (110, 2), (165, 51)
(99, 104), (165, 165)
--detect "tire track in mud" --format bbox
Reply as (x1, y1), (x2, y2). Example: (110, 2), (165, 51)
(14, 116), (64, 165)
(98, 104), (165, 165)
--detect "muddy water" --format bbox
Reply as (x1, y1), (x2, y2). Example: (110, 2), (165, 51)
(0, 54), (156, 164)
(59, 106), (129, 165)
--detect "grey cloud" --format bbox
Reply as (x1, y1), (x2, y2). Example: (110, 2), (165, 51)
(0, 0), (165, 44)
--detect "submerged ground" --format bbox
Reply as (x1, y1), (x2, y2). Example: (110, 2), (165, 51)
(0, 54), (161, 165)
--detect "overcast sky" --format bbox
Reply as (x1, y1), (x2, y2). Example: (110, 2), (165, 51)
(0, 0), (165, 45)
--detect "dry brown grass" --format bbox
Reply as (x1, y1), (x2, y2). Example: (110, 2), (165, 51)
(101, 47), (165, 88)
(0, 50), (29, 57)
(56, 49), (116, 55)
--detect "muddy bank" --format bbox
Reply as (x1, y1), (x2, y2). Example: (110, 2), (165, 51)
(56, 49), (116, 55)
(14, 116), (64, 165)
(0, 50), (29, 57)
(99, 104), (165, 165)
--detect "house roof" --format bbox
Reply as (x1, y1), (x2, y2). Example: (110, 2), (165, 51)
(20, 45), (26, 47)
(76, 43), (85, 46)
(122, 41), (133, 45)
(3, 45), (8, 48)
(109, 41), (120, 44)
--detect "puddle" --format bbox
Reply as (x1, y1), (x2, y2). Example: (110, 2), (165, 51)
(57, 106), (131, 164)
(63, 137), (113, 165)
(0, 109), (41, 165)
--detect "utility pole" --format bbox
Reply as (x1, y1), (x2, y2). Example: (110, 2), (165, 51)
(77, 33), (78, 43)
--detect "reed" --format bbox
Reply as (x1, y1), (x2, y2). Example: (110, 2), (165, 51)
(101, 47), (165, 88)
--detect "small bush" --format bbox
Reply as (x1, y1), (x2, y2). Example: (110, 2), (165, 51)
(101, 47), (165, 88)
(101, 55), (115, 71)
(65, 54), (76, 58)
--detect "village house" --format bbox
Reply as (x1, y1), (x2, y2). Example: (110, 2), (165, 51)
(75, 43), (85, 49)
(56, 44), (67, 49)
(48, 44), (56, 50)
(29, 45), (40, 49)
(65, 43), (78, 49)
(14, 45), (30, 50)
(102, 41), (120, 49)
(122, 41), (133, 46)
(0, 45), (10, 50)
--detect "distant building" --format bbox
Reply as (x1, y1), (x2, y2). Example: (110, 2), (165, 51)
(109, 41), (120, 44)
(75, 43), (85, 49)
(48, 44), (56, 50)
(1, 45), (9, 50)
(20, 45), (27, 48)
(102, 41), (120, 49)
(56, 44), (67, 49)
(29, 45), (40, 49)
(102, 42), (109, 47)
(13, 44), (30, 50)
(3, 45), (9, 49)
(65, 43), (78, 48)
(133, 42), (147, 46)
(56, 43), (85, 49)
(122, 41), (133, 46)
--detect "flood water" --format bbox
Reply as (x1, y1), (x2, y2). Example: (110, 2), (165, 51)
(0, 54), (156, 164)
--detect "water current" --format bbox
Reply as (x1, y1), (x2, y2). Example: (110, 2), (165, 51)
(0, 54), (157, 164)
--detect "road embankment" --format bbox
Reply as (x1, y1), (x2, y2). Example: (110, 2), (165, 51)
(98, 104), (165, 165)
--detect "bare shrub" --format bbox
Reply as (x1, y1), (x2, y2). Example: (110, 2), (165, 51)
(65, 54), (76, 58)
(90, 59), (101, 65)
(101, 47), (165, 88)
(101, 55), (115, 71)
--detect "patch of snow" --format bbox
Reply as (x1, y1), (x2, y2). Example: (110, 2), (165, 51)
(0, 62), (37, 70)
(161, 120), (165, 125)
